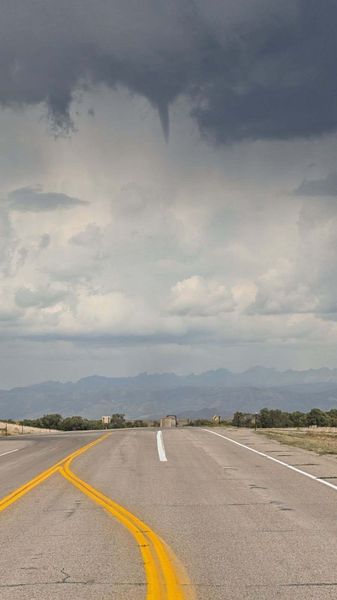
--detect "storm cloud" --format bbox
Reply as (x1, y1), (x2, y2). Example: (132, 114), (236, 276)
(1, 0), (337, 142)
(1, 3), (337, 387)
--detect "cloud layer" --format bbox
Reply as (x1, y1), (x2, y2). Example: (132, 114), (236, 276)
(0, 7), (337, 386)
(7, 186), (87, 211)
(294, 172), (337, 197)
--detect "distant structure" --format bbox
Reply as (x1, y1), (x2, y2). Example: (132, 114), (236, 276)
(160, 415), (178, 428)
(101, 415), (111, 429)
(212, 415), (221, 425)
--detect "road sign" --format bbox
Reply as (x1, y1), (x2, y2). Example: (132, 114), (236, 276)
(101, 416), (111, 429)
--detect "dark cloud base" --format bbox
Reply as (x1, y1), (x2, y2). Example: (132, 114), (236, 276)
(1, 0), (337, 143)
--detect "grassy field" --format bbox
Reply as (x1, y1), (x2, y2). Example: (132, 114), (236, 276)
(257, 428), (337, 455)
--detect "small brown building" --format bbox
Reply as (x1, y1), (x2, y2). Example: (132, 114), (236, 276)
(160, 415), (178, 428)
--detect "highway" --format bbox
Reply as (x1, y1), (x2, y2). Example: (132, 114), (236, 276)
(1, 427), (337, 599)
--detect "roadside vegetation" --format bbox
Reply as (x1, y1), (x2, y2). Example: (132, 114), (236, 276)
(185, 418), (231, 427)
(231, 408), (337, 455)
(232, 407), (337, 428)
(257, 429), (337, 455)
(185, 409), (337, 455)
(184, 408), (337, 429)
(17, 413), (159, 431)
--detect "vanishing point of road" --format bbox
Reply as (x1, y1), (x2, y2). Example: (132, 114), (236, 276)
(1, 427), (337, 599)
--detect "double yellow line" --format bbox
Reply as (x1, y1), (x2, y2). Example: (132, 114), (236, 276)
(0, 434), (106, 512)
(0, 433), (194, 600)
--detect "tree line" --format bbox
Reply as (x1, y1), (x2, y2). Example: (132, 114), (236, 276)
(185, 408), (337, 428)
(232, 408), (337, 428)
(8, 407), (337, 431)
(19, 413), (159, 431)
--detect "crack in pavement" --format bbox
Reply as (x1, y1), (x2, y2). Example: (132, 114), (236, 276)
(0, 581), (146, 588)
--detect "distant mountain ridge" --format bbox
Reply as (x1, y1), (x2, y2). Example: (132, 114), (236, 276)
(2, 367), (337, 420)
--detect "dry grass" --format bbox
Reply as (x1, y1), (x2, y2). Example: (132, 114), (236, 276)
(0, 421), (58, 436)
(257, 428), (337, 455)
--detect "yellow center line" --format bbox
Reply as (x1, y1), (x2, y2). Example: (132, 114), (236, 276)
(0, 433), (110, 512)
(0, 431), (195, 600)
(60, 454), (193, 599)
(60, 462), (163, 598)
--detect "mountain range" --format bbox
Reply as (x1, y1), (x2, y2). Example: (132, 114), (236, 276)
(2, 367), (337, 420)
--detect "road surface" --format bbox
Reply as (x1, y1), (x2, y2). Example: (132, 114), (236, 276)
(1, 427), (337, 599)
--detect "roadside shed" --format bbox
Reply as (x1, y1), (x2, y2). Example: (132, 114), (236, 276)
(160, 415), (178, 428)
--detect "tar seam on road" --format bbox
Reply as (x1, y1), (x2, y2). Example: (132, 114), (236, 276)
(157, 430), (168, 462)
(0, 432), (193, 600)
(203, 428), (337, 494)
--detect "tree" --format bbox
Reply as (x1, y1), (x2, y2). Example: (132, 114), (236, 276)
(110, 414), (126, 428)
(306, 408), (329, 427)
(61, 416), (87, 430)
(289, 411), (307, 427)
(258, 409), (269, 428)
(40, 414), (63, 430)
(86, 419), (104, 430)
(232, 412), (245, 427)
(327, 409), (337, 427)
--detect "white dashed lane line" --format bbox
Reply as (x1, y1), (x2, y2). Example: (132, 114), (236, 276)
(156, 430), (167, 462)
(0, 449), (19, 458)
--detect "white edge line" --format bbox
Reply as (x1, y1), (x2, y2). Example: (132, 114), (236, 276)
(0, 448), (19, 458)
(156, 430), (167, 462)
(202, 428), (337, 493)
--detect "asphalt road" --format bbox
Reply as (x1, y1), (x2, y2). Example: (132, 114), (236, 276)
(1, 427), (337, 599)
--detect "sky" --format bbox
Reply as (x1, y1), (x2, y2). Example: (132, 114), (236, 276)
(1, 0), (337, 387)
